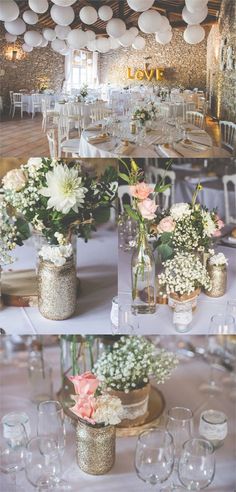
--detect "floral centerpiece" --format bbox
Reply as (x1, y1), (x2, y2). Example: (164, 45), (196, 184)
(69, 371), (123, 475)
(2, 158), (117, 319)
(119, 159), (170, 314)
(132, 100), (157, 126)
(205, 251), (228, 298)
(153, 185), (224, 261)
(0, 200), (29, 267)
(158, 252), (211, 332)
(93, 336), (178, 426)
(80, 84), (88, 99)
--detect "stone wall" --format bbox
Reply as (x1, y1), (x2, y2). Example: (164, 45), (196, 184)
(0, 28), (65, 110)
(207, 0), (236, 122)
(98, 28), (207, 90)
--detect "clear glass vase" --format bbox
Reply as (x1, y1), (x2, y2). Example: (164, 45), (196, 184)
(131, 226), (156, 315)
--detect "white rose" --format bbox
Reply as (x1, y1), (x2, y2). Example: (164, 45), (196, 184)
(3, 168), (27, 192)
(170, 203), (191, 221)
(27, 158), (43, 170)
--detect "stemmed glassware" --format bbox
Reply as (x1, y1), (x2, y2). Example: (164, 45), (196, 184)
(37, 401), (66, 457)
(25, 436), (63, 491)
(178, 438), (215, 490)
(166, 407), (193, 466)
(135, 429), (174, 489)
(0, 422), (27, 492)
(119, 304), (139, 334)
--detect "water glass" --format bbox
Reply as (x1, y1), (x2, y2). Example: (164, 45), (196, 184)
(25, 436), (62, 491)
(209, 314), (235, 335)
(135, 429), (174, 487)
(166, 407), (193, 462)
(119, 304), (139, 334)
(0, 422), (26, 491)
(178, 438), (215, 490)
(226, 300), (236, 320)
(28, 359), (53, 404)
(37, 401), (66, 456)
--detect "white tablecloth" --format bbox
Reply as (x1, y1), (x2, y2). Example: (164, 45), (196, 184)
(0, 227), (117, 335)
(118, 245), (236, 335)
(79, 121), (230, 159)
(22, 94), (57, 114)
(0, 340), (235, 491)
(55, 102), (92, 127)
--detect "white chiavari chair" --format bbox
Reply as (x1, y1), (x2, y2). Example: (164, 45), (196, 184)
(9, 91), (14, 116)
(186, 110), (204, 129)
(222, 174), (236, 224)
(46, 128), (58, 159)
(42, 98), (59, 132)
(219, 121), (236, 154)
(90, 101), (111, 122)
(147, 165), (176, 205)
(58, 116), (81, 158)
(12, 93), (27, 118)
(31, 93), (42, 118)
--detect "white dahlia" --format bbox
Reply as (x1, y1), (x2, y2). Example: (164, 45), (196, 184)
(39, 164), (88, 214)
(170, 202), (191, 221)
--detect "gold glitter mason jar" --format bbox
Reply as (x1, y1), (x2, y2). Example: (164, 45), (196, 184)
(76, 419), (116, 475)
(38, 256), (77, 320)
(205, 263), (227, 298)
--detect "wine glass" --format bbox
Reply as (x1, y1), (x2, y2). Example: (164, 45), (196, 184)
(209, 314), (235, 335)
(222, 335), (236, 401)
(135, 429), (174, 489)
(25, 436), (63, 491)
(166, 407), (193, 465)
(226, 300), (236, 320)
(0, 422), (27, 492)
(178, 438), (215, 490)
(37, 401), (66, 457)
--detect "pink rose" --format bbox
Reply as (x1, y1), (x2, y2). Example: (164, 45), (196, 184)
(213, 230), (222, 237)
(130, 182), (152, 201)
(68, 371), (99, 396)
(2, 168), (27, 192)
(213, 215), (224, 237)
(157, 216), (176, 234)
(70, 395), (96, 424)
(138, 198), (157, 220)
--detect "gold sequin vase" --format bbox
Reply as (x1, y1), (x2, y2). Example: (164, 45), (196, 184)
(76, 419), (116, 475)
(38, 256), (77, 320)
(205, 263), (227, 297)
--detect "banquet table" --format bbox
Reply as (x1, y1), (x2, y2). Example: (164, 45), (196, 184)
(118, 245), (236, 335)
(0, 340), (235, 491)
(79, 120), (231, 159)
(22, 93), (57, 114)
(0, 226), (117, 335)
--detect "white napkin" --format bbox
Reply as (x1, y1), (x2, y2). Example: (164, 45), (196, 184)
(85, 124), (103, 131)
(87, 134), (110, 144)
(157, 145), (181, 158)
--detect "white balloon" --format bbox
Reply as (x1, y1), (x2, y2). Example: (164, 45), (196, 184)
(132, 35), (146, 50)
(0, 0), (19, 22)
(155, 30), (173, 44)
(52, 0), (76, 5)
(129, 26), (139, 37)
(51, 5), (75, 26)
(38, 37), (48, 48)
(60, 46), (70, 55)
(110, 37), (120, 49)
(5, 33), (17, 42)
(98, 5), (113, 21)
(158, 16), (171, 33)
(24, 30), (42, 47)
(96, 37), (111, 53)
(55, 25), (71, 39)
(23, 10), (38, 25)
(5, 19), (26, 35)
(127, 0), (154, 12)
(79, 6), (98, 25)
(43, 28), (56, 41)
(51, 38), (66, 52)
(22, 43), (33, 52)
(87, 40), (97, 51)
(184, 24), (205, 44)
(106, 18), (126, 38)
(29, 0), (48, 14)
(138, 10), (163, 33)
(119, 30), (135, 47)
(86, 30), (96, 42)
(67, 29), (86, 49)
(185, 0), (208, 13)
(182, 6), (208, 25)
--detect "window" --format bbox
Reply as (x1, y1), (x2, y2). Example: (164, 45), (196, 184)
(69, 50), (97, 90)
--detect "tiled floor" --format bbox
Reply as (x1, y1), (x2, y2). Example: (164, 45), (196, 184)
(0, 113), (221, 158)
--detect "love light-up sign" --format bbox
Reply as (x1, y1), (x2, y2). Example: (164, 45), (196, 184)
(127, 67), (164, 81)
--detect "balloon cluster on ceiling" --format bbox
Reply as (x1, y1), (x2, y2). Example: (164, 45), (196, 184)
(0, 0), (208, 56)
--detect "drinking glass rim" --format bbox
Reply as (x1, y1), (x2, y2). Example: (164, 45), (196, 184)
(138, 428), (173, 447)
(26, 435), (57, 450)
(210, 314), (235, 324)
(167, 406), (193, 422)
(182, 437), (215, 455)
(37, 400), (63, 415)
(201, 409), (227, 425)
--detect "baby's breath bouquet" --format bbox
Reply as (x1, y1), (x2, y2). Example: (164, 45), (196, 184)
(158, 252), (211, 297)
(133, 101), (157, 126)
(93, 336), (178, 393)
(2, 158), (117, 245)
(0, 199), (29, 266)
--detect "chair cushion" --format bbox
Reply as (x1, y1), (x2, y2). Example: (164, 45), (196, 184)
(61, 138), (81, 151)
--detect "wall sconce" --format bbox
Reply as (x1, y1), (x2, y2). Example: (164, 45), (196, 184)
(11, 49), (17, 61)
